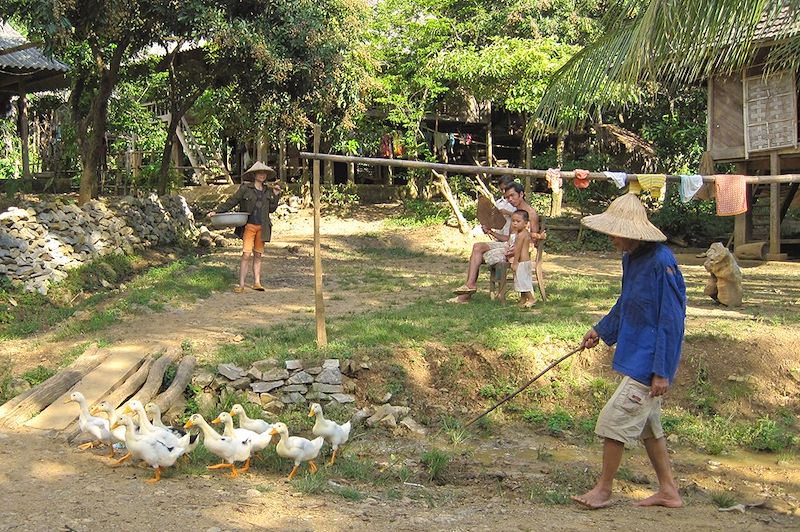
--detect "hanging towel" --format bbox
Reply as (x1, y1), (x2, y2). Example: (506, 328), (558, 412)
(679, 175), (704, 203)
(546, 168), (562, 194)
(603, 171), (627, 189)
(635, 174), (667, 200)
(573, 169), (590, 189)
(714, 174), (747, 216)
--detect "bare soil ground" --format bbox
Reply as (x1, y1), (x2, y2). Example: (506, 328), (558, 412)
(2, 204), (800, 531)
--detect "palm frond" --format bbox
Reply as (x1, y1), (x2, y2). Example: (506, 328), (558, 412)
(537, 0), (800, 130)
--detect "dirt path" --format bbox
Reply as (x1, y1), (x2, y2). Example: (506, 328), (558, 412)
(2, 205), (800, 530)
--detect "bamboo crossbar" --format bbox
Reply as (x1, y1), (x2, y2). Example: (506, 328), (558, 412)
(298, 152), (800, 185)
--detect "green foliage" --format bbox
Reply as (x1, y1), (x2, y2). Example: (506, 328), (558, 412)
(322, 184), (360, 211)
(386, 199), (451, 228)
(650, 187), (732, 242)
(420, 449), (451, 482)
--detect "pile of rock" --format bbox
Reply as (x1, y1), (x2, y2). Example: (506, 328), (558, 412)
(199, 358), (365, 413)
(0, 194), (200, 294)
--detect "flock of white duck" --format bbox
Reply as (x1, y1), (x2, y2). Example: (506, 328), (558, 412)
(66, 391), (352, 483)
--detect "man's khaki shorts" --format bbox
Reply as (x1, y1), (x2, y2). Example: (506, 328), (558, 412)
(595, 376), (664, 445)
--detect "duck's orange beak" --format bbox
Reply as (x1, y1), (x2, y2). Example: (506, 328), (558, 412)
(229, 410), (237, 417)
(184, 420), (194, 429)
(308, 408), (315, 417)
(211, 417), (221, 424)
(123, 405), (134, 415)
(269, 427), (279, 436)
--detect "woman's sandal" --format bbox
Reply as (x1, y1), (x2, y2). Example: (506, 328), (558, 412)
(252, 284), (266, 291)
(233, 286), (245, 294)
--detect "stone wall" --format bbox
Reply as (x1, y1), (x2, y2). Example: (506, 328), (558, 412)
(0, 194), (199, 294)
(194, 358), (364, 414)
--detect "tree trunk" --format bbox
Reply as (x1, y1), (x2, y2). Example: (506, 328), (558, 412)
(73, 43), (128, 204)
(157, 111), (182, 195)
(432, 169), (470, 233)
(130, 347), (181, 404)
(153, 356), (195, 412)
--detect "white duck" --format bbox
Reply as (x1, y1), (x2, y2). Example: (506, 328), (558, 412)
(270, 421), (324, 480)
(89, 400), (128, 447)
(229, 403), (273, 434)
(65, 391), (114, 457)
(309, 402), (351, 465)
(124, 400), (183, 450)
(112, 414), (189, 482)
(145, 402), (199, 455)
(184, 413), (253, 477)
(213, 412), (273, 456)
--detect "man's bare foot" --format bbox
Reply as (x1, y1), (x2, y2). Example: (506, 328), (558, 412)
(634, 490), (683, 508)
(571, 486), (612, 509)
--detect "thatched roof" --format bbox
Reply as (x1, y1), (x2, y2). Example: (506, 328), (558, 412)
(0, 22), (69, 94)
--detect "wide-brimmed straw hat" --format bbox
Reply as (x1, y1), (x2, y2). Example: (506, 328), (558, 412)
(243, 161), (277, 180)
(581, 193), (666, 242)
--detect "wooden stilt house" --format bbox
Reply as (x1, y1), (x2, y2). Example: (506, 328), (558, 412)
(0, 23), (69, 181)
(706, 8), (800, 259)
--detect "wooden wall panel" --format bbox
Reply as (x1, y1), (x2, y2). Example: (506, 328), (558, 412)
(709, 74), (746, 161)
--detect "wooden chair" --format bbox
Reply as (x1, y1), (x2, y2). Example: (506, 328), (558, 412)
(488, 239), (547, 304)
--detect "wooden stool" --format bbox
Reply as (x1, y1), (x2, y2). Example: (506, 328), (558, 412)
(488, 242), (547, 304)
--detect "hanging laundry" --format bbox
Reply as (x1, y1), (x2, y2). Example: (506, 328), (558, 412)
(714, 174), (748, 216)
(603, 171), (627, 189)
(464, 133), (473, 145)
(633, 174), (667, 200)
(573, 169), (590, 189)
(545, 168), (562, 194)
(380, 134), (392, 158)
(446, 133), (456, 155)
(679, 175), (704, 203)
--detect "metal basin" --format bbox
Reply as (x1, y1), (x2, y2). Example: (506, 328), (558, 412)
(209, 212), (249, 227)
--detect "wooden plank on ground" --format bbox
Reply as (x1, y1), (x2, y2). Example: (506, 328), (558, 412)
(24, 343), (163, 431)
(0, 344), (109, 429)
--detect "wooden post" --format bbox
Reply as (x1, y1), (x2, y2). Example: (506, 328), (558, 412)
(733, 161), (750, 248)
(312, 125), (328, 347)
(18, 85), (30, 179)
(550, 132), (565, 217)
(324, 159), (333, 185)
(486, 102), (493, 166)
(278, 131), (286, 181)
(347, 162), (355, 184)
(767, 152), (787, 260)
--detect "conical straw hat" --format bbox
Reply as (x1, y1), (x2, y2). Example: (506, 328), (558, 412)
(581, 193), (666, 242)
(243, 161), (277, 179)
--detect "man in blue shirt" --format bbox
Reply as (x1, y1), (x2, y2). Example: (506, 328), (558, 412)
(572, 193), (685, 510)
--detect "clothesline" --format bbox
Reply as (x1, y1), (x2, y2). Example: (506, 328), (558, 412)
(298, 152), (800, 185)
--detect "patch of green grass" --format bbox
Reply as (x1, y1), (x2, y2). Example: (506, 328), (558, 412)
(420, 449), (451, 483)
(21, 365), (55, 386)
(331, 485), (365, 501)
(331, 456), (375, 482)
(291, 470), (328, 494)
(710, 491), (737, 508)
(528, 465), (595, 505)
(253, 483), (273, 493)
(662, 409), (798, 455)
